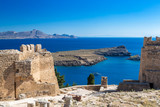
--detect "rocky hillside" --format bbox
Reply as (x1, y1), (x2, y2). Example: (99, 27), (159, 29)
(58, 86), (160, 107)
(1, 85), (159, 107)
(0, 29), (77, 39)
(53, 46), (131, 66)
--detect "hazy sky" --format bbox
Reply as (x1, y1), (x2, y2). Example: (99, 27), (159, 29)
(0, 0), (160, 37)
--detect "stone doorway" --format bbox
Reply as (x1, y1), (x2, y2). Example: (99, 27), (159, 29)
(149, 83), (154, 89)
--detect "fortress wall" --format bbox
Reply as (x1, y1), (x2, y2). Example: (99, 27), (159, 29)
(14, 55), (58, 99)
(19, 44), (35, 60)
(143, 37), (160, 46)
(38, 52), (60, 94)
(139, 48), (145, 82)
(119, 37), (160, 91)
(139, 37), (160, 88)
(144, 46), (160, 50)
(0, 44), (60, 100)
(35, 44), (42, 52)
(30, 55), (40, 82)
(139, 47), (160, 88)
(15, 79), (56, 99)
(117, 82), (150, 91)
(15, 60), (32, 76)
(39, 52), (55, 83)
(15, 53), (58, 99)
(15, 51), (60, 97)
(0, 53), (20, 100)
(144, 71), (160, 89)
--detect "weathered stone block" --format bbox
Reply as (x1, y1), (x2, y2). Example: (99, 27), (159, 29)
(20, 44), (27, 52)
(101, 76), (107, 88)
(36, 44), (42, 52)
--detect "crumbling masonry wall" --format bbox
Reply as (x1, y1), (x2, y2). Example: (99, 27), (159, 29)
(139, 37), (160, 89)
(118, 37), (160, 91)
(0, 51), (20, 100)
(0, 44), (59, 101)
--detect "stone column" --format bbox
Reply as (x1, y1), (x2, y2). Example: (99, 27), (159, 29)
(101, 76), (108, 88)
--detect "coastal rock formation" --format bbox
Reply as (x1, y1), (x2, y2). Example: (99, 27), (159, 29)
(127, 55), (141, 61)
(94, 45), (131, 56)
(0, 44), (59, 101)
(53, 54), (106, 66)
(53, 45), (131, 66)
(0, 29), (76, 39)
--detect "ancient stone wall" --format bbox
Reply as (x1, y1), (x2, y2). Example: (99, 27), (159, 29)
(118, 36), (160, 91)
(0, 50), (20, 100)
(117, 81), (150, 91)
(0, 44), (59, 101)
(139, 37), (160, 89)
(101, 76), (107, 88)
(38, 52), (59, 94)
(35, 44), (42, 52)
(19, 44), (35, 60)
(30, 55), (40, 82)
(39, 53), (55, 83)
(15, 77), (56, 99)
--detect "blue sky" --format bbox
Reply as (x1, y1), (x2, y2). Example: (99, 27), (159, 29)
(0, 0), (160, 37)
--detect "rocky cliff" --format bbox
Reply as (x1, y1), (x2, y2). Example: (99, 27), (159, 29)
(52, 45), (131, 66)
(0, 29), (77, 39)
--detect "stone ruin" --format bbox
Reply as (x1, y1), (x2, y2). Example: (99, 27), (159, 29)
(0, 44), (60, 101)
(118, 37), (160, 91)
(101, 76), (107, 88)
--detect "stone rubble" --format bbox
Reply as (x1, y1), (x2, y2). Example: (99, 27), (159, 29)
(0, 85), (160, 107)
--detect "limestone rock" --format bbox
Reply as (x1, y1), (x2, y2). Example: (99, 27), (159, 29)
(18, 94), (26, 100)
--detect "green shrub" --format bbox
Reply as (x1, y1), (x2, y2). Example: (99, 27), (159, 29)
(55, 68), (65, 88)
(87, 73), (95, 85)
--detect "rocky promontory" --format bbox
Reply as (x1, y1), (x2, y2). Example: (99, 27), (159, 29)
(52, 45), (131, 66)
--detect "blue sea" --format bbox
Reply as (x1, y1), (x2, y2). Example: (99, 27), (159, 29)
(0, 38), (144, 85)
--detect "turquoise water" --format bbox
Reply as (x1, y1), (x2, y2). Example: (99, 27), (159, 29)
(55, 56), (140, 85)
(0, 38), (143, 85)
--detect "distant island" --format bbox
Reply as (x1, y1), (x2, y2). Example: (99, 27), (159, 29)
(0, 29), (77, 39)
(53, 45), (131, 66)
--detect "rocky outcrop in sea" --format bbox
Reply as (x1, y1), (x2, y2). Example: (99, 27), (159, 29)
(127, 55), (140, 61)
